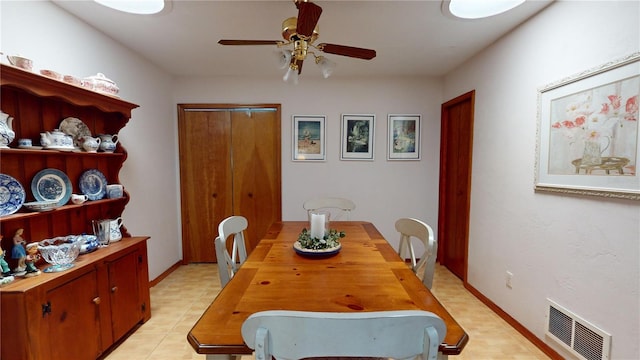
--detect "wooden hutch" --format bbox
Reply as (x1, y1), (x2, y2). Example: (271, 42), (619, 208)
(0, 63), (151, 360)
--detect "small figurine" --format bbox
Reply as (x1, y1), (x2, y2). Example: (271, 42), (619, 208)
(11, 228), (27, 276)
(0, 237), (15, 286)
(24, 243), (41, 277)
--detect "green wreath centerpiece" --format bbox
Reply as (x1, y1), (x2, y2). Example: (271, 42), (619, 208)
(297, 228), (345, 250)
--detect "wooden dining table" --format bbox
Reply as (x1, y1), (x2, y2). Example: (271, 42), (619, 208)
(188, 221), (468, 359)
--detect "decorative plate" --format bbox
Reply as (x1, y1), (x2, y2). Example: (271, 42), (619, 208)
(59, 117), (91, 147)
(293, 242), (342, 258)
(31, 169), (72, 206)
(79, 169), (107, 200)
(0, 173), (26, 216)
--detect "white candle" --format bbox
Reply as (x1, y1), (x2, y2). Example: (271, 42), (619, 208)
(310, 213), (325, 239)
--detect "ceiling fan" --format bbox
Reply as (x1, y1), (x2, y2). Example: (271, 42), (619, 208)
(218, 0), (376, 82)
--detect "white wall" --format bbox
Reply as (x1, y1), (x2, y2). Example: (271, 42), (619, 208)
(173, 75), (443, 247)
(443, 1), (640, 359)
(0, 1), (181, 280)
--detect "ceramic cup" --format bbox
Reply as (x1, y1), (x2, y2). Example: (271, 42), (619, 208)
(109, 217), (124, 242)
(106, 184), (124, 199)
(18, 138), (32, 147)
(71, 193), (88, 205)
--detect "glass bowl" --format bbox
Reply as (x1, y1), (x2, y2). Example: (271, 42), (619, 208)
(37, 236), (82, 272)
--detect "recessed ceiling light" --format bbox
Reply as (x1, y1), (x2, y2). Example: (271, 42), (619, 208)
(94, 0), (166, 15)
(445, 0), (526, 19)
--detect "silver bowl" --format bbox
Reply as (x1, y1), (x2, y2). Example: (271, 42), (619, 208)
(37, 236), (82, 272)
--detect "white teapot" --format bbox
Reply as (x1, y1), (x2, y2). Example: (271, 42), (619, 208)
(40, 129), (73, 148)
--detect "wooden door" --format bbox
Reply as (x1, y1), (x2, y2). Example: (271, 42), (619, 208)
(231, 110), (282, 251)
(178, 105), (281, 263)
(178, 109), (232, 263)
(438, 91), (475, 281)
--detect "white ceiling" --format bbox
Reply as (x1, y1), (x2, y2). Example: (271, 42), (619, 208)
(51, 0), (553, 79)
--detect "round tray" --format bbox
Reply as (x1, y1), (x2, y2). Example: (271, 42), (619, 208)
(293, 242), (341, 258)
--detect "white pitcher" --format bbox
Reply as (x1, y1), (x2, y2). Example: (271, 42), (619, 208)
(0, 111), (15, 148)
(109, 217), (124, 242)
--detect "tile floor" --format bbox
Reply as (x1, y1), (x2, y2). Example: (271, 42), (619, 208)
(103, 264), (551, 360)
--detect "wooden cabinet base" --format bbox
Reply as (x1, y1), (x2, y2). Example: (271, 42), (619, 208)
(0, 237), (151, 360)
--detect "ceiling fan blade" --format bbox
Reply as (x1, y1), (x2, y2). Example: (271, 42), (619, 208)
(318, 43), (376, 60)
(218, 40), (281, 46)
(296, 1), (322, 38)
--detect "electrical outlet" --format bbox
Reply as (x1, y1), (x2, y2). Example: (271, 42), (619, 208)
(506, 271), (513, 288)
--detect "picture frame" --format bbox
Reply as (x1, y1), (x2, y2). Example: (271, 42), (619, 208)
(341, 114), (375, 161)
(387, 114), (421, 160)
(293, 115), (326, 161)
(535, 52), (640, 200)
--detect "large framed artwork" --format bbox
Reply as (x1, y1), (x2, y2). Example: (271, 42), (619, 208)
(535, 52), (640, 200)
(293, 115), (326, 161)
(341, 114), (375, 161)
(388, 114), (421, 160)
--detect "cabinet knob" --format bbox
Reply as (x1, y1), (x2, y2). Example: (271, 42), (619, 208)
(248, 192), (253, 198)
(212, 193), (217, 198)
(92, 297), (101, 305)
(111, 286), (118, 293)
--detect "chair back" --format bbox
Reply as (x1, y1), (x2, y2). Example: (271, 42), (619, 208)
(214, 215), (248, 287)
(395, 218), (437, 289)
(303, 197), (356, 221)
(241, 310), (446, 360)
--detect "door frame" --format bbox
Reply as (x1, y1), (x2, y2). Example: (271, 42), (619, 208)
(437, 90), (475, 283)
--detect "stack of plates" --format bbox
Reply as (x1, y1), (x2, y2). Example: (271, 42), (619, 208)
(23, 200), (58, 212)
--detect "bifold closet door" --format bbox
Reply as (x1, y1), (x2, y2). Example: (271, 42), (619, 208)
(178, 105), (281, 263)
(230, 110), (281, 252)
(179, 110), (233, 263)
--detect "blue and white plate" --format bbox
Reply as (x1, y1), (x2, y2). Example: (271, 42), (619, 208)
(31, 169), (72, 206)
(79, 169), (107, 200)
(0, 173), (26, 216)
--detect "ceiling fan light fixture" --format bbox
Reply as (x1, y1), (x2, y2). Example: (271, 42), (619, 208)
(315, 56), (336, 79)
(276, 49), (292, 70)
(283, 64), (299, 85)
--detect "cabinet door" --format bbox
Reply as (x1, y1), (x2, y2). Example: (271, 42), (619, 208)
(46, 270), (102, 360)
(109, 250), (141, 341)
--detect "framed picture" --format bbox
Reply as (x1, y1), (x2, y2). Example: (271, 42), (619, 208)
(535, 52), (640, 200)
(341, 114), (375, 161)
(388, 114), (421, 160)
(293, 115), (326, 161)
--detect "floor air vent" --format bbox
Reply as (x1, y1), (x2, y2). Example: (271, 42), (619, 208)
(546, 299), (611, 360)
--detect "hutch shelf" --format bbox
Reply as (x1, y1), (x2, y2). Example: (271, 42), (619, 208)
(1, 63), (151, 360)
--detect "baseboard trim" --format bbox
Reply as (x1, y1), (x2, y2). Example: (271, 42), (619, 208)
(149, 260), (182, 287)
(463, 282), (564, 360)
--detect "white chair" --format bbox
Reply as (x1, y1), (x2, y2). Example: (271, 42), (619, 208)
(241, 310), (446, 360)
(214, 215), (248, 287)
(395, 218), (437, 289)
(303, 197), (356, 221)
